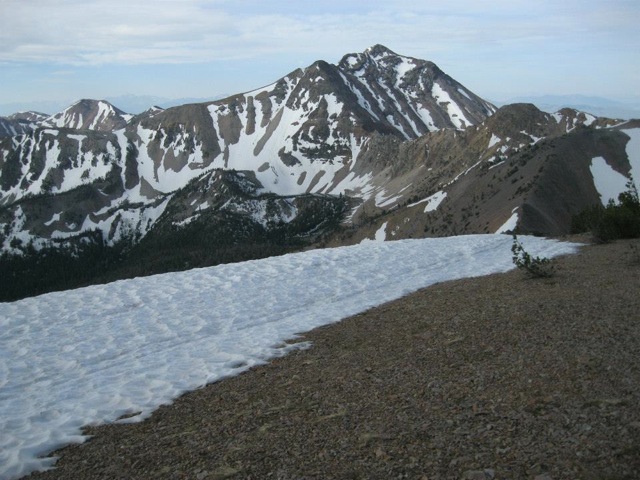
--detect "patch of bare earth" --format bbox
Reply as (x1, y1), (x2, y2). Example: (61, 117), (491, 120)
(26, 239), (640, 480)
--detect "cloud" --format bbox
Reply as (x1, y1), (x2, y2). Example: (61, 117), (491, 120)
(0, 0), (637, 66)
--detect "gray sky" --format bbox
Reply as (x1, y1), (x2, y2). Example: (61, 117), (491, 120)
(0, 0), (638, 114)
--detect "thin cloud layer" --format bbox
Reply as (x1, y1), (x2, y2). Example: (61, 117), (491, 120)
(0, 0), (636, 65)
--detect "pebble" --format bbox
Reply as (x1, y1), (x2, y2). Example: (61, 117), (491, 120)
(461, 469), (495, 480)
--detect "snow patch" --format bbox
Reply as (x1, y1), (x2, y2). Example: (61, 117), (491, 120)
(43, 213), (61, 227)
(590, 157), (629, 205)
(394, 59), (414, 86)
(375, 222), (387, 241)
(407, 190), (448, 213)
(488, 134), (501, 149)
(457, 88), (472, 100)
(495, 209), (519, 234)
(520, 130), (542, 144)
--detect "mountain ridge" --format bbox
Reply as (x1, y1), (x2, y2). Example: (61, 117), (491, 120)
(0, 44), (638, 300)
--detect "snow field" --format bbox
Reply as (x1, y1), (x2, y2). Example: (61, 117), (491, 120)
(0, 235), (580, 480)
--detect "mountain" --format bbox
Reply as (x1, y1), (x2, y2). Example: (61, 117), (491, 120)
(0, 44), (496, 243)
(7, 111), (49, 123)
(103, 95), (172, 115)
(103, 94), (229, 114)
(0, 44), (638, 300)
(0, 111), (48, 138)
(41, 99), (132, 131)
(329, 104), (637, 244)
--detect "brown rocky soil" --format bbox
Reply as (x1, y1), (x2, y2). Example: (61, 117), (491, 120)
(26, 238), (640, 480)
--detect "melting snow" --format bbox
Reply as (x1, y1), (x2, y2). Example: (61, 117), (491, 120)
(67, 134), (86, 145)
(424, 191), (447, 212)
(375, 222), (388, 240)
(362, 221), (388, 243)
(0, 235), (580, 479)
(394, 59), (414, 86)
(495, 208), (519, 234)
(457, 88), (472, 101)
(346, 56), (358, 67)
(89, 102), (113, 130)
(520, 130), (542, 144)
(375, 188), (402, 208)
(583, 113), (596, 127)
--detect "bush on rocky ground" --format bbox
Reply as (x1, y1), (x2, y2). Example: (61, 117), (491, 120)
(572, 178), (640, 242)
(511, 234), (554, 278)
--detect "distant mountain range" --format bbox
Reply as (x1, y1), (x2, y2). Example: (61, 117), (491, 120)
(497, 94), (640, 121)
(1, 44), (638, 300)
(4, 93), (639, 121)
(0, 95), (229, 119)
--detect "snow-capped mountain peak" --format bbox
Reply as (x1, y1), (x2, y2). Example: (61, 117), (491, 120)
(42, 99), (131, 131)
(338, 44), (496, 134)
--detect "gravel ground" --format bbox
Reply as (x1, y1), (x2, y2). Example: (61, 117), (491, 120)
(25, 238), (640, 480)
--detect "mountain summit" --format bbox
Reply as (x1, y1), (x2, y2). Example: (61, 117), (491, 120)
(41, 99), (132, 131)
(338, 44), (495, 131)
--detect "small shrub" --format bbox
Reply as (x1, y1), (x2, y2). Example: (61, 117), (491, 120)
(511, 234), (554, 278)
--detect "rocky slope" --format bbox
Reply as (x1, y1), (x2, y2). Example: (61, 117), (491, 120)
(329, 106), (638, 243)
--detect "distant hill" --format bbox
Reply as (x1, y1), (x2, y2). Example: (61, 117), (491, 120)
(499, 94), (640, 120)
